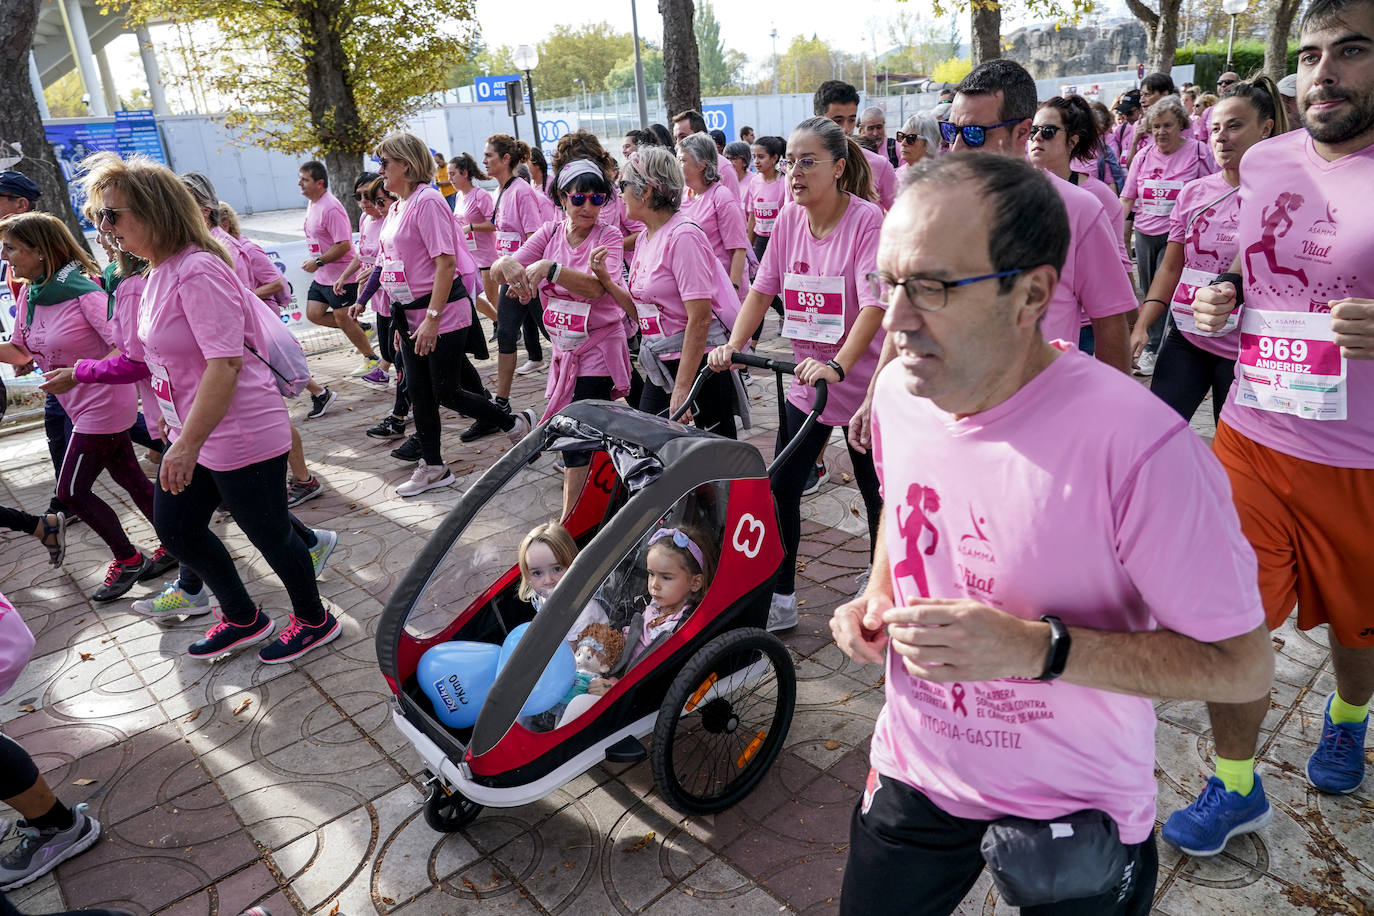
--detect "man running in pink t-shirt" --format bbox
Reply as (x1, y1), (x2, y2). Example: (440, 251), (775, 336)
(1162, 0), (1374, 859)
(831, 153), (1271, 916)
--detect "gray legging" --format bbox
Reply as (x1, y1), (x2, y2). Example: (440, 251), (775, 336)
(1134, 229), (1172, 355)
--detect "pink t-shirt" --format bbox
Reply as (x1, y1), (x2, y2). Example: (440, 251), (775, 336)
(138, 247), (292, 470)
(303, 191), (354, 285)
(682, 182), (749, 278)
(716, 154), (741, 201)
(533, 184), (557, 223)
(514, 220), (626, 370)
(862, 147), (897, 211)
(1043, 172), (1138, 343)
(600, 194), (645, 241)
(1220, 129), (1374, 468)
(1067, 171), (1131, 273)
(492, 178), (545, 255)
(1122, 138), (1217, 236)
(106, 271), (159, 427)
(628, 212), (723, 355)
(377, 186), (471, 334)
(1105, 121), (1134, 165)
(14, 287), (137, 434)
(457, 186), (497, 268)
(753, 193), (886, 426)
(1166, 172), (1242, 359)
(357, 212), (390, 317)
(1194, 106), (1214, 144)
(218, 228), (291, 314)
(868, 347), (1264, 844)
(745, 172), (787, 238)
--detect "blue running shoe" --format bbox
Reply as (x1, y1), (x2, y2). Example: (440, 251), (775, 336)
(1306, 694), (1367, 795)
(1161, 775), (1271, 857)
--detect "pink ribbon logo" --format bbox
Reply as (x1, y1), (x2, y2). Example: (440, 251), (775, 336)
(950, 683), (968, 717)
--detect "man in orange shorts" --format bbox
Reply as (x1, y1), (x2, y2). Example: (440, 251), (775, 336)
(1161, 0), (1374, 857)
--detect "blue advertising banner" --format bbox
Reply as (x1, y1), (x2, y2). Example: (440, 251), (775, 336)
(474, 75), (526, 104)
(44, 110), (169, 231)
(701, 103), (735, 144)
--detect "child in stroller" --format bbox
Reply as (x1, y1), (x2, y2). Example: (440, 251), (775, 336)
(517, 522), (609, 646)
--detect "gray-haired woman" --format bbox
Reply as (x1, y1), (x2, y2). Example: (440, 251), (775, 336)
(895, 113), (940, 182)
(677, 132), (750, 298)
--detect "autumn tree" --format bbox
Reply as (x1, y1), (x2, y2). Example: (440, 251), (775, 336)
(0, 0), (87, 245)
(916, 0), (1094, 67)
(533, 24), (634, 100)
(107, 0), (472, 224)
(695, 1), (746, 94)
(1126, 0), (1186, 72)
(606, 48), (665, 91)
(661, 0), (702, 119)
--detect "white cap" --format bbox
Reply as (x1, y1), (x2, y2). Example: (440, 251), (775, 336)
(1277, 73), (1298, 98)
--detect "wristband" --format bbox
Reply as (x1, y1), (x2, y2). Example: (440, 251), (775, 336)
(547, 262), (561, 284)
(1215, 272), (1244, 308)
(315, 257), (324, 268)
(1143, 298), (1167, 307)
(1036, 615), (1071, 681)
(825, 359), (846, 382)
(425, 309), (441, 319)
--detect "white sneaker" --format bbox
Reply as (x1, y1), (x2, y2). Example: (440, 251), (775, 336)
(507, 407), (537, 445)
(1134, 350), (1157, 377)
(396, 461), (455, 497)
(514, 359), (546, 376)
(767, 593), (798, 632)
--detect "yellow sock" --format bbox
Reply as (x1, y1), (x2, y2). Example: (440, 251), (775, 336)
(1330, 693), (1370, 725)
(1214, 756), (1255, 795)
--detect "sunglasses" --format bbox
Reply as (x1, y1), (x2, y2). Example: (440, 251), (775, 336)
(895, 132), (925, 145)
(566, 192), (608, 207)
(1217, 79), (1237, 88)
(939, 118), (1024, 148)
(96, 207), (132, 226)
(1028, 124), (1064, 140)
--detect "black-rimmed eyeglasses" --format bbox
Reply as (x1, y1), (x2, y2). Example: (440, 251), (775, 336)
(866, 268), (1025, 311)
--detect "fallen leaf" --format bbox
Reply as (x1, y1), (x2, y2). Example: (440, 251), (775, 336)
(232, 698), (252, 716)
(798, 599), (807, 607)
(184, 709), (201, 723)
(328, 902), (340, 916)
(824, 739), (841, 751)
(79, 652), (94, 661)
(381, 897), (395, 905)
(461, 877), (481, 900)
(849, 507), (860, 516)
(628, 831), (656, 852)
(73, 778), (97, 787)
(18, 705), (34, 713)
(841, 472), (852, 483)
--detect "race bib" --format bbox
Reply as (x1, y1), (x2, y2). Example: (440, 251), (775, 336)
(544, 297), (592, 352)
(1139, 179), (1185, 217)
(754, 203), (779, 236)
(636, 301), (665, 340)
(1171, 267), (1238, 337)
(782, 273), (845, 344)
(496, 231), (522, 255)
(307, 240), (322, 258)
(1234, 309), (1345, 421)
(464, 227), (478, 252)
(378, 257), (414, 303)
(148, 363), (181, 428)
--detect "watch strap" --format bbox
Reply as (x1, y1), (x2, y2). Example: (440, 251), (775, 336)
(1036, 615), (1070, 681)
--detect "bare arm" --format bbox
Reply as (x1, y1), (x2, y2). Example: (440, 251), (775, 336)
(847, 330), (897, 454)
(1090, 312), (1132, 374)
(1131, 242), (1186, 357)
(728, 248), (746, 290)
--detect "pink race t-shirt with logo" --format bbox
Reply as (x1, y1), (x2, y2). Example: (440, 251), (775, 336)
(356, 211), (389, 316)
(138, 246), (292, 470)
(1221, 130), (1374, 468)
(13, 287), (137, 434)
(752, 193), (886, 426)
(628, 212), (724, 359)
(861, 147), (897, 211)
(1043, 172), (1138, 344)
(1122, 138), (1217, 236)
(492, 178), (545, 257)
(457, 186), (498, 268)
(746, 172), (787, 238)
(513, 220), (626, 369)
(377, 185), (471, 334)
(1167, 172), (1242, 359)
(681, 182), (750, 279)
(868, 348), (1264, 844)
(303, 191), (354, 285)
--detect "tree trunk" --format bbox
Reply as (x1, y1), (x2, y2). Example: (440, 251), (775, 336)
(971, 2), (1001, 67)
(1152, 0), (1183, 73)
(1266, 0), (1302, 81)
(1125, 0), (1161, 72)
(301, 0), (363, 226)
(0, 0), (90, 249)
(660, 0), (701, 120)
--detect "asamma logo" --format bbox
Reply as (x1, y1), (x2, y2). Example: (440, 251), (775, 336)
(957, 507), (995, 564)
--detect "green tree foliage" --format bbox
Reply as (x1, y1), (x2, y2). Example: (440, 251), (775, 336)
(759, 34), (863, 96)
(908, 0), (1095, 66)
(881, 8), (954, 77)
(695, 0), (744, 93)
(605, 48), (665, 90)
(532, 23), (633, 100)
(43, 70), (90, 118)
(1175, 40), (1299, 84)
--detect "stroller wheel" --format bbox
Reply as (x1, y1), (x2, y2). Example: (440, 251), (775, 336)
(423, 781), (483, 832)
(651, 627), (796, 816)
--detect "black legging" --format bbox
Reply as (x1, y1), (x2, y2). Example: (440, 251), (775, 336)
(496, 286), (544, 361)
(375, 313), (410, 419)
(393, 307), (513, 466)
(772, 400), (882, 595)
(152, 452), (325, 626)
(638, 354), (738, 439)
(1148, 325), (1236, 425)
(0, 734), (40, 799)
(750, 235), (784, 344)
(0, 507), (39, 537)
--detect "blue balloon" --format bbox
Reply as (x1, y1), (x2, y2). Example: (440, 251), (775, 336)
(418, 641), (502, 729)
(497, 621), (577, 716)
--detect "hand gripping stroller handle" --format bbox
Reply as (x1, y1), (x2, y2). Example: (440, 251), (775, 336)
(673, 354), (828, 479)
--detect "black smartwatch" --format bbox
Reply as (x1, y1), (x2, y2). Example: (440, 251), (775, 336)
(1215, 272), (1245, 308)
(825, 359), (846, 382)
(314, 256), (324, 268)
(1036, 615), (1071, 681)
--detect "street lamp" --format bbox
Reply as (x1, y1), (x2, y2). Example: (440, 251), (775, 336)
(770, 28), (779, 96)
(514, 43), (540, 151)
(1222, 0), (1249, 71)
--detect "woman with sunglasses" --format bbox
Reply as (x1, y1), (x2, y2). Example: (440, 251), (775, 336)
(894, 113), (939, 183)
(376, 132), (533, 497)
(77, 154), (340, 662)
(677, 132), (750, 301)
(614, 146), (742, 437)
(707, 116), (884, 633)
(1121, 95), (1217, 376)
(1132, 78), (1286, 425)
(491, 150), (632, 515)
(0, 212), (178, 602)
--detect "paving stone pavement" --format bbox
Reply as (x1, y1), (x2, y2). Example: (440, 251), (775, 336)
(0, 325), (1370, 916)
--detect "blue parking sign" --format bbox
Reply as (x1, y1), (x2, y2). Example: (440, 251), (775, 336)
(475, 75), (523, 103)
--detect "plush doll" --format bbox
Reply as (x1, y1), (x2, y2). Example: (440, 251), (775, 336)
(561, 623), (625, 705)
